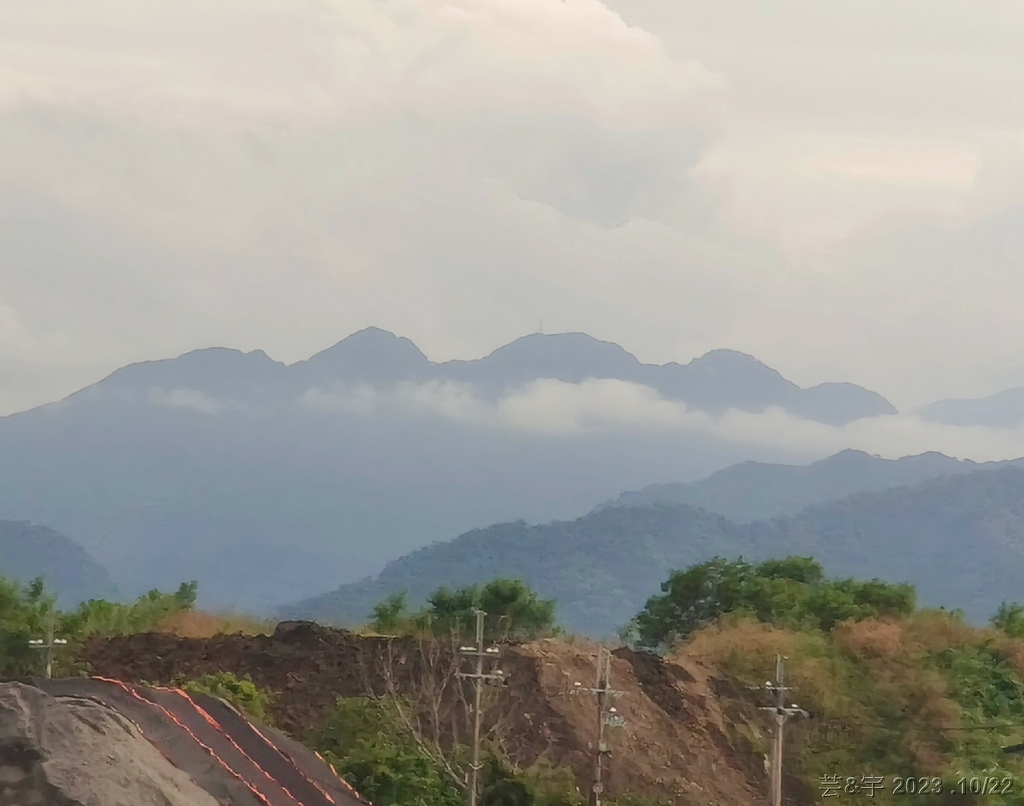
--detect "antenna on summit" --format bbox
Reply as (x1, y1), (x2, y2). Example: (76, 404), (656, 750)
(538, 318), (544, 334)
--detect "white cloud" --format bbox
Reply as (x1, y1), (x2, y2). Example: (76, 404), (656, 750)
(604, 0), (1024, 267)
(301, 381), (492, 423)
(148, 387), (232, 414)
(496, 378), (705, 434)
(299, 378), (1024, 462)
(2, 0), (1024, 427)
(0, 0), (722, 133)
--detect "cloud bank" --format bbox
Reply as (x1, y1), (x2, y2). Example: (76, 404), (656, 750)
(3, 0), (1024, 420)
(300, 379), (1024, 462)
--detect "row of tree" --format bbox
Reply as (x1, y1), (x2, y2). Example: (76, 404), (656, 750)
(0, 553), (997, 677)
(0, 575), (196, 675)
(362, 556), (922, 650)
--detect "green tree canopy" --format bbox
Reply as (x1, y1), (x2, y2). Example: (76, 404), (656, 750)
(0, 575), (56, 675)
(369, 578), (557, 641)
(63, 581), (197, 637)
(313, 696), (464, 806)
(628, 556), (916, 650)
(991, 601), (1024, 638)
(0, 573), (198, 676)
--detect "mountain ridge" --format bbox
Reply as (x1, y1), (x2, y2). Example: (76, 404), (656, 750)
(601, 448), (1024, 522)
(0, 520), (120, 606)
(0, 329), (998, 615)
(917, 386), (1024, 429)
(35, 328), (895, 425)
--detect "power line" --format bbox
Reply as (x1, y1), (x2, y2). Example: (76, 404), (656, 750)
(813, 719), (1024, 732)
(751, 655), (809, 806)
(568, 647), (626, 806)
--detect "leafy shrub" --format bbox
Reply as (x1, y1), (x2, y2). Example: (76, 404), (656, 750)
(312, 696), (464, 806)
(180, 671), (275, 723)
(481, 757), (585, 806)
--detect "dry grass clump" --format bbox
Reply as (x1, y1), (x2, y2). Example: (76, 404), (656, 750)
(155, 610), (274, 638)
(902, 609), (981, 652)
(678, 611), (975, 788)
(679, 615), (802, 672)
(832, 617), (910, 661)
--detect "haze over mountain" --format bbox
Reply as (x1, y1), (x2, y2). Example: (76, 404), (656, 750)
(77, 328), (895, 423)
(0, 521), (119, 607)
(6, 327), (1024, 616)
(285, 467), (1024, 636)
(0, 329), (898, 612)
(601, 449), (1024, 522)
(917, 388), (1024, 429)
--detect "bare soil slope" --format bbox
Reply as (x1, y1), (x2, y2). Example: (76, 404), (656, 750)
(79, 622), (800, 805)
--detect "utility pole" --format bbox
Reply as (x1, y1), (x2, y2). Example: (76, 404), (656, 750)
(570, 647), (625, 806)
(457, 610), (505, 806)
(28, 613), (69, 680)
(753, 655), (809, 806)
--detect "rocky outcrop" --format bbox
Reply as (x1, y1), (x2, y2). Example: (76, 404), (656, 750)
(1, 677), (369, 806)
(0, 681), (217, 806)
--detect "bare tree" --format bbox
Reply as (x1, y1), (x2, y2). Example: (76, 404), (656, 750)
(352, 621), (516, 795)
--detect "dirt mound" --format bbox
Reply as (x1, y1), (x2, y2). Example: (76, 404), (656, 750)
(78, 624), (792, 805)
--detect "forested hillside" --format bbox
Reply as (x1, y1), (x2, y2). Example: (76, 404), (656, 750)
(0, 329), (894, 613)
(0, 520), (118, 606)
(603, 449), (1022, 521)
(285, 467), (1024, 635)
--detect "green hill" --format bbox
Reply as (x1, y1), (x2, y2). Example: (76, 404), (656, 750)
(602, 449), (1023, 522)
(283, 467), (1024, 636)
(0, 520), (119, 606)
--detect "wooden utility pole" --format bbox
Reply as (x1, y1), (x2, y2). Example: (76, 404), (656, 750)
(457, 610), (505, 806)
(29, 614), (69, 680)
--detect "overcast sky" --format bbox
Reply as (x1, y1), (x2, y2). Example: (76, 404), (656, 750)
(2, 0), (1024, 417)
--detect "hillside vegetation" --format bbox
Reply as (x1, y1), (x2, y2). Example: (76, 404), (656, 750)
(678, 612), (1024, 805)
(7, 555), (1024, 804)
(75, 561), (1024, 806)
(285, 466), (1024, 634)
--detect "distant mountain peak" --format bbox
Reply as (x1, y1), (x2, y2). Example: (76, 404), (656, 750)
(295, 327), (430, 382)
(31, 327), (897, 424)
(817, 448), (875, 464)
(310, 327), (427, 358)
(685, 349), (789, 382)
(693, 348), (764, 364)
(444, 331), (643, 389)
(92, 345), (286, 395)
(483, 331), (640, 362)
